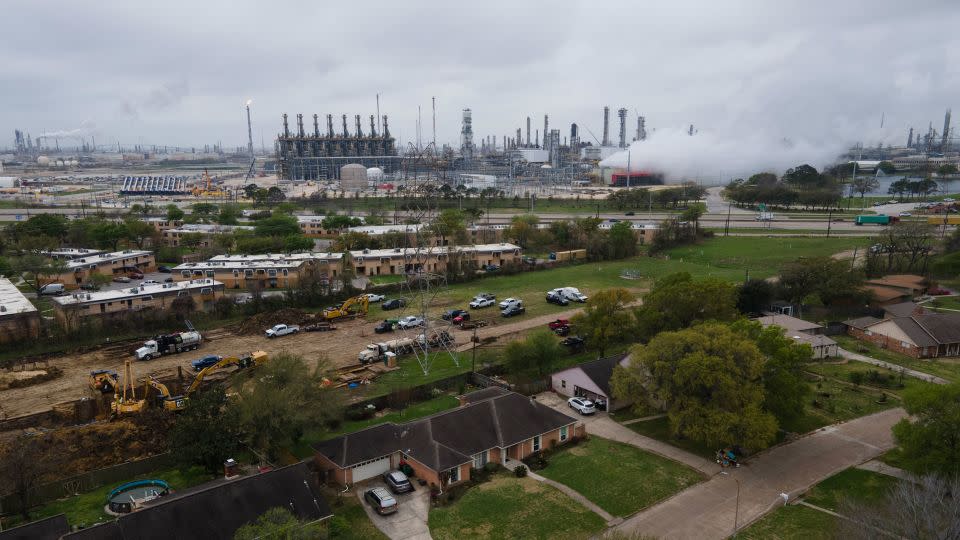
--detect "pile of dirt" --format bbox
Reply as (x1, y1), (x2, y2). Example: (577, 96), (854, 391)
(0, 367), (63, 390)
(236, 308), (315, 335)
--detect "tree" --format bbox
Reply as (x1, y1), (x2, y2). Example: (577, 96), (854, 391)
(284, 235), (315, 252)
(124, 218), (156, 249)
(877, 161), (898, 175)
(8, 214), (69, 244)
(90, 221), (129, 251)
(892, 383), (960, 477)
(169, 387), (241, 474)
(849, 175), (880, 201)
(266, 186), (286, 204)
(180, 232), (205, 250)
(319, 214), (362, 231)
(234, 507), (326, 540)
(15, 254), (67, 294)
(171, 295), (196, 317)
(612, 323), (778, 450)
(255, 214), (301, 237)
(234, 353), (338, 459)
(508, 214), (540, 249)
(736, 279), (774, 315)
(836, 474), (960, 540)
(192, 202), (218, 217)
(633, 272), (738, 341)
(166, 204), (185, 221)
(778, 256), (865, 316)
(570, 288), (635, 357)
(679, 203), (706, 233)
(607, 222), (638, 259)
(503, 330), (562, 377)
(217, 204), (241, 225)
(0, 434), (63, 520)
(429, 209), (467, 246)
(938, 163), (958, 176)
(0, 256), (12, 277)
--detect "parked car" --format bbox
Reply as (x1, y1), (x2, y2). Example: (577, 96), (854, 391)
(365, 293), (385, 302)
(484, 264), (500, 272)
(382, 298), (406, 310)
(398, 316), (425, 329)
(364, 487), (398, 515)
(113, 276), (131, 283)
(501, 304), (525, 317)
(568, 397), (597, 415)
(452, 313), (471, 325)
(157, 265), (173, 273)
(142, 280), (161, 285)
(39, 283), (66, 295)
(470, 296), (496, 309)
(561, 335), (586, 350)
(625, 211), (635, 216)
(899, 211), (912, 217)
(265, 324), (300, 338)
(546, 291), (569, 306)
(498, 297), (522, 309)
(374, 320), (395, 333)
(233, 294), (253, 304)
(548, 319), (570, 330)
(191, 354), (222, 371)
(442, 309), (469, 320)
(945, 197), (956, 203)
(608, 218), (620, 223)
(129, 272), (144, 280)
(164, 277), (174, 283)
(554, 325), (571, 336)
(383, 470), (414, 494)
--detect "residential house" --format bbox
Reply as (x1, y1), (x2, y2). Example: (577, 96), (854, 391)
(173, 252), (344, 289)
(550, 354), (632, 410)
(845, 311), (960, 358)
(882, 301), (925, 319)
(755, 314), (837, 358)
(0, 277), (40, 344)
(46, 250), (156, 290)
(349, 243), (522, 276)
(61, 463), (332, 540)
(864, 274), (927, 307)
(51, 279), (224, 328)
(313, 389), (581, 487)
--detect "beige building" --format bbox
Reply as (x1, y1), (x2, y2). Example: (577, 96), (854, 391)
(0, 277), (40, 344)
(144, 217), (185, 232)
(39, 248), (108, 261)
(51, 278), (224, 328)
(162, 224), (255, 247)
(349, 243), (522, 276)
(173, 252), (344, 290)
(47, 250), (156, 289)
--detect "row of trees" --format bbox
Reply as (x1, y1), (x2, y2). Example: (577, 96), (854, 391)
(724, 165), (845, 209)
(606, 184), (707, 210)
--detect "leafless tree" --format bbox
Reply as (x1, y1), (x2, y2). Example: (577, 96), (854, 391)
(836, 474), (960, 540)
(0, 435), (61, 520)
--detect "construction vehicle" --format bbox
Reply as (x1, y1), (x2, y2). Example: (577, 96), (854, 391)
(191, 169), (229, 198)
(142, 377), (187, 412)
(185, 351), (269, 395)
(111, 360), (146, 417)
(358, 337), (415, 364)
(322, 294), (370, 321)
(89, 369), (119, 394)
(855, 214), (900, 225)
(135, 321), (202, 361)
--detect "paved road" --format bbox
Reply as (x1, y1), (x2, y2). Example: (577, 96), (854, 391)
(612, 408), (906, 539)
(838, 347), (950, 384)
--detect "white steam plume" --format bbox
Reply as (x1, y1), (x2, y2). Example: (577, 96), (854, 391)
(39, 119), (97, 140)
(599, 127), (848, 185)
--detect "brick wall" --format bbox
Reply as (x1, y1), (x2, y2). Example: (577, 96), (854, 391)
(847, 326), (924, 358)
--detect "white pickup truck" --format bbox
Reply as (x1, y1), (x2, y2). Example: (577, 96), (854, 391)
(265, 324), (300, 338)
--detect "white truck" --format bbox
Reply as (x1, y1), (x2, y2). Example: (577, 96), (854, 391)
(135, 331), (202, 361)
(551, 287), (588, 303)
(358, 337), (416, 364)
(265, 324), (300, 338)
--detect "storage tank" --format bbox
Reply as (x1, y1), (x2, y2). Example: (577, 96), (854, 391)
(366, 167), (384, 181)
(37, 156), (51, 166)
(340, 164), (368, 191)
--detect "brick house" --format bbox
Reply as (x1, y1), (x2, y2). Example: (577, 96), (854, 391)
(313, 388), (580, 488)
(845, 312), (960, 358)
(550, 354), (632, 411)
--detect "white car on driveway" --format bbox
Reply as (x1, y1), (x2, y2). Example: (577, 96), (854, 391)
(498, 297), (522, 309)
(568, 397), (597, 415)
(265, 324), (300, 338)
(397, 316), (425, 329)
(365, 293), (385, 302)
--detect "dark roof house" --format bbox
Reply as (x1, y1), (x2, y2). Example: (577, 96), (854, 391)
(549, 354), (632, 410)
(844, 311), (960, 359)
(0, 514), (69, 540)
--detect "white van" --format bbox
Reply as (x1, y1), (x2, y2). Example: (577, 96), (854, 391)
(39, 283), (66, 296)
(551, 287), (588, 303)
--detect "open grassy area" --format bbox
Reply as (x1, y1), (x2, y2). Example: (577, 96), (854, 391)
(739, 468), (899, 539)
(627, 416), (716, 459)
(925, 295), (960, 311)
(428, 474), (607, 540)
(833, 334), (960, 382)
(324, 491), (389, 540)
(537, 437), (702, 517)
(8, 466), (214, 530)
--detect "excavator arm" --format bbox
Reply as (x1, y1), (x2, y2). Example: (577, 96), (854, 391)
(186, 351), (268, 395)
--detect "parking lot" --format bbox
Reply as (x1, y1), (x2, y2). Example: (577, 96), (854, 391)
(354, 478), (432, 540)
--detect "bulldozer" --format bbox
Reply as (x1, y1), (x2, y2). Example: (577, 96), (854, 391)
(322, 294), (369, 321)
(185, 351), (269, 395)
(111, 360), (146, 417)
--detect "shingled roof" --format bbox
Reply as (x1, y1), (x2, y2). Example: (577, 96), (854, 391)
(0, 514), (69, 540)
(314, 390), (577, 472)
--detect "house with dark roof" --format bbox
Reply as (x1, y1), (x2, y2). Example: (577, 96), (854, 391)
(864, 274), (927, 307)
(0, 514), (68, 540)
(59, 463), (332, 540)
(549, 354), (631, 410)
(844, 311), (960, 358)
(313, 389), (581, 488)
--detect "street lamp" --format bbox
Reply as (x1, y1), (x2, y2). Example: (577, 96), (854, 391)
(720, 471), (741, 537)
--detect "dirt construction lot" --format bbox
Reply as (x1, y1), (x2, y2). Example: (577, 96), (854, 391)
(0, 307), (585, 422)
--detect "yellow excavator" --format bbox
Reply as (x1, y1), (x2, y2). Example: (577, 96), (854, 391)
(143, 377), (188, 412)
(111, 360), (147, 417)
(185, 351), (269, 395)
(322, 294), (369, 321)
(191, 169), (229, 198)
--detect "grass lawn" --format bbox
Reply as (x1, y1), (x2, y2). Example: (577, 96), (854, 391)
(8, 466), (214, 530)
(627, 416), (716, 460)
(925, 295), (960, 311)
(806, 361), (931, 397)
(324, 491), (389, 540)
(369, 274), (406, 285)
(833, 334), (960, 382)
(537, 437), (702, 517)
(739, 468), (899, 539)
(428, 474), (607, 540)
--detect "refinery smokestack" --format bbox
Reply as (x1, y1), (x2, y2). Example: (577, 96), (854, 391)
(526, 117), (531, 147)
(602, 106), (610, 146)
(635, 116), (646, 142)
(617, 108), (627, 148)
(943, 109), (952, 150)
(543, 115), (549, 151)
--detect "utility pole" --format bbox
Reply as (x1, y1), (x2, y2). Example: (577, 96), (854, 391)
(826, 207), (833, 238)
(724, 203), (731, 237)
(471, 326), (479, 372)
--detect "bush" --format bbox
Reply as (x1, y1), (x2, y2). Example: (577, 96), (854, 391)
(344, 406), (376, 421)
(513, 465), (527, 478)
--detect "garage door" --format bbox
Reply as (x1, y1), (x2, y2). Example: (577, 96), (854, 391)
(352, 456), (391, 482)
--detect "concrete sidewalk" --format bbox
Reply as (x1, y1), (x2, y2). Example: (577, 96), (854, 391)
(526, 470), (620, 525)
(837, 347), (949, 385)
(612, 407), (907, 539)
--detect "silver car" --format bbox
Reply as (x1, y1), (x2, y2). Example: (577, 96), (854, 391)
(568, 397), (597, 415)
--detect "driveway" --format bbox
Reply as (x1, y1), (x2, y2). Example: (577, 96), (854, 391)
(612, 407), (906, 539)
(535, 392), (720, 476)
(355, 481), (432, 540)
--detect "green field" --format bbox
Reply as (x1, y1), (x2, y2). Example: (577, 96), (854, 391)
(926, 295), (960, 312)
(833, 335), (960, 382)
(537, 437), (702, 517)
(428, 474), (607, 540)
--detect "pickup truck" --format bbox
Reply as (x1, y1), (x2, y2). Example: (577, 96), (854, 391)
(265, 324), (300, 338)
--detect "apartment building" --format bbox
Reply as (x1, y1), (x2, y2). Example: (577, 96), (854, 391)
(39, 248), (108, 260)
(0, 277), (40, 344)
(51, 278), (224, 328)
(144, 217), (185, 232)
(46, 250), (156, 289)
(161, 223), (255, 247)
(349, 243), (522, 276)
(173, 252), (344, 289)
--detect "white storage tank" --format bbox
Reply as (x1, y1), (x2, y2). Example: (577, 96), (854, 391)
(340, 163), (368, 191)
(37, 156), (51, 166)
(366, 167), (384, 181)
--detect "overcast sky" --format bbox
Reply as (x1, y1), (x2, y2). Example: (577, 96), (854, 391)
(4, 0), (958, 157)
